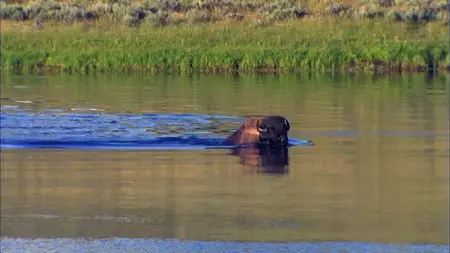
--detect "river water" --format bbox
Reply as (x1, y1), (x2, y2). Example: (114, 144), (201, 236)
(0, 72), (448, 252)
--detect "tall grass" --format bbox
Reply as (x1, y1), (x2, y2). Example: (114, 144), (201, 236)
(1, 0), (448, 74)
(1, 18), (447, 74)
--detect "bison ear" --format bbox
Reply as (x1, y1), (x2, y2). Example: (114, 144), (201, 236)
(284, 118), (290, 130)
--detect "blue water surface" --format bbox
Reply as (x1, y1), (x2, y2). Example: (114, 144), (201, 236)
(0, 106), (313, 150)
(1, 237), (448, 253)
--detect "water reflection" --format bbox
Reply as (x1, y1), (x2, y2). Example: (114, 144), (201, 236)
(0, 72), (448, 245)
(229, 147), (290, 174)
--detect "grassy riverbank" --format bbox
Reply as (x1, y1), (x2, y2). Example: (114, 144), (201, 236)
(1, 0), (449, 74)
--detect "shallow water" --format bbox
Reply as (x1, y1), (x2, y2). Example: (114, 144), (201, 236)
(0, 72), (449, 252)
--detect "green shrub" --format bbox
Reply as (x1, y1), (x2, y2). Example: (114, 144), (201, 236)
(186, 8), (216, 23)
(144, 10), (170, 26)
(0, 2), (27, 20)
(0, 0), (447, 26)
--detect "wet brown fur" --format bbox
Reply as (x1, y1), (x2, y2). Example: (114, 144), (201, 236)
(223, 117), (265, 146)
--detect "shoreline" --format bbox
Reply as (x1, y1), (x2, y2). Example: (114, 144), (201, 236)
(2, 23), (447, 75)
(1, 0), (448, 75)
(2, 62), (449, 75)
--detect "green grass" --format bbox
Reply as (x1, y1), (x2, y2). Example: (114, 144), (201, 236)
(1, 0), (448, 74)
(1, 18), (448, 74)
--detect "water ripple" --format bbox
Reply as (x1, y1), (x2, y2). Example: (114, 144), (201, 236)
(0, 106), (313, 150)
(0, 237), (447, 253)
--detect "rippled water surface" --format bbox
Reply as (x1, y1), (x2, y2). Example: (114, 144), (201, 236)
(0, 73), (448, 252)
